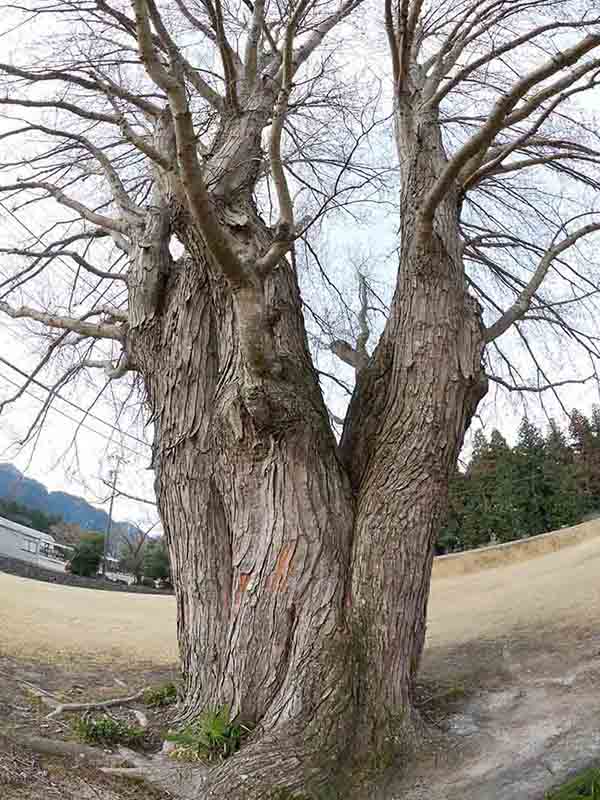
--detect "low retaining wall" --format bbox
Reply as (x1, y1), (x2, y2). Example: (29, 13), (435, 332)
(0, 554), (173, 594)
(432, 519), (600, 580)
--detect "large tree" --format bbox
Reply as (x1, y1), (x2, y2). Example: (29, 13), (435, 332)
(1, 0), (600, 796)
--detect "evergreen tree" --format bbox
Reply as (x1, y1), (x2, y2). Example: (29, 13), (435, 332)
(543, 419), (583, 529)
(144, 537), (171, 583)
(485, 429), (522, 543)
(569, 409), (600, 512)
(438, 416), (589, 553)
(513, 418), (548, 537)
(68, 533), (105, 577)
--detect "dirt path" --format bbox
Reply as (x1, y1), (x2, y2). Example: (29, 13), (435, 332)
(403, 527), (600, 800)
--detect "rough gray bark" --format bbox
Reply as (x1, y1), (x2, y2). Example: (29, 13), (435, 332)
(123, 103), (359, 794)
(130, 226), (358, 796)
(123, 86), (486, 795)
(341, 110), (487, 750)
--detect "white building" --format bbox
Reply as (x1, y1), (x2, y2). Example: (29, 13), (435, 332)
(0, 515), (73, 572)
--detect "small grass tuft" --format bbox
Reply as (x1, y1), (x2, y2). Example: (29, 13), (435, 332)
(546, 767), (600, 799)
(166, 705), (251, 762)
(143, 682), (178, 708)
(73, 714), (146, 748)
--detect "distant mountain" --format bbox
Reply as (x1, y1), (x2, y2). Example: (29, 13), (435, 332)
(0, 463), (139, 547)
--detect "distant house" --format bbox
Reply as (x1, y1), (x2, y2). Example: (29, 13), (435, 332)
(0, 515), (74, 572)
(102, 555), (136, 585)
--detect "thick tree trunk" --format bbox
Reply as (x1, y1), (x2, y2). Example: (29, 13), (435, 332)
(126, 105), (487, 797)
(343, 270), (486, 749)
(129, 202), (358, 795)
(341, 113), (487, 751)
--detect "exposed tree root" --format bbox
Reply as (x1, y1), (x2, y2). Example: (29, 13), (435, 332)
(114, 746), (208, 799)
(100, 766), (147, 778)
(20, 683), (61, 709)
(45, 687), (149, 719)
(1, 731), (122, 765)
(9, 679), (422, 799)
(112, 717), (356, 800)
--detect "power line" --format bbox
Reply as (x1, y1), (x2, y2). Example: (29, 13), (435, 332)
(0, 373), (149, 462)
(0, 370), (147, 459)
(0, 354), (150, 452)
(0, 198), (105, 294)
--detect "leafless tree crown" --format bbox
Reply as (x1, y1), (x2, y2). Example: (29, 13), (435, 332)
(0, 0), (599, 435)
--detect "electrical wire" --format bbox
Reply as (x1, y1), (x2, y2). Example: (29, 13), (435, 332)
(0, 354), (150, 455)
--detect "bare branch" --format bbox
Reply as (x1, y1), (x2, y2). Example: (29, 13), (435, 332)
(356, 272), (370, 356)
(0, 246), (126, 283)
(144, 0), (224, 110)
(80, 355), (133, 379)
(109, 102), (174, 171)
(244, 0), (266, 87)
(131, 0), (245, 284)
(102, 480), (156, 506)
(0, 62), (160, 118)
(130, 0), (179, 92)
(0, 302), (126, 341)
(429, 18), (600, 106)
(285, 0), (364, 77)
(488, 373), (595, 394)
(330, 338), (368, 371)
(0, 96), (117, 124)
(256, 0), (308, 272)
(485, 217), (600, 342)
(174, 0), (217, 42)
(211, 0), (240, 111)
(46, 688), (149, 720)
(0, 181), (128, 234)
(421, 34), (600, 229)
(2, 123), (141, 218)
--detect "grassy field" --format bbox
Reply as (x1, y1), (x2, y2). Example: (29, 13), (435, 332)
(2, 525), (600, 800)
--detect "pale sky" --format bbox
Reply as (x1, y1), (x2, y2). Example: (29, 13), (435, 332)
(0, 3), (599, 525)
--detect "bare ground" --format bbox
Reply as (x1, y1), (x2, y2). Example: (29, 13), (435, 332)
(0, 652), (178, 800)
(2, 522), (600, 798)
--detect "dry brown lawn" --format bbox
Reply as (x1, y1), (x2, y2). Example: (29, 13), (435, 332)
(2, 520), (600, 666)
(0, 573), (177, 665)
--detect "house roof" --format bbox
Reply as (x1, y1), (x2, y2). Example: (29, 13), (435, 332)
(0, 514), (56, 543)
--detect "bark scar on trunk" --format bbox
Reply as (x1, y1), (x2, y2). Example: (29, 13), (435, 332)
(267, 541), (296, 591)
(234, 572), (252, 613)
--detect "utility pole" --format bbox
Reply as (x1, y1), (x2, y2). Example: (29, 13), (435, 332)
(102, 455), (122, 576)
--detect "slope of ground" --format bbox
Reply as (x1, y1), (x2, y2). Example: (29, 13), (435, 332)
(2, 520), (600, 665)
(0, 573), (177, 665)
(2, 520), (600, 798)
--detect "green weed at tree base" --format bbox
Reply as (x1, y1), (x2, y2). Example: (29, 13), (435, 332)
(73, 715), (146, 748)
(144, 682), (178, 708)
(166, 705), (251, 762)
(546, 767), (600, 799)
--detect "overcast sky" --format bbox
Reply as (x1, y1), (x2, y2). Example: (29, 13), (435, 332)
(0, 4), (599, 526)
